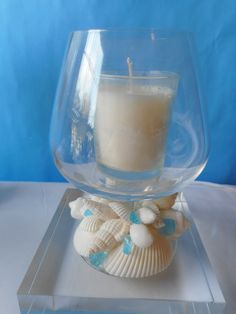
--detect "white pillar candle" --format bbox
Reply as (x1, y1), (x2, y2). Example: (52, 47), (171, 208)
(95, 74), (178, 178)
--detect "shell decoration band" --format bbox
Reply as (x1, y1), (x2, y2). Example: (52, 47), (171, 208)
(69, 193), (190, 278)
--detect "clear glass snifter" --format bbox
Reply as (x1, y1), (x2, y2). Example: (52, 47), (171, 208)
(50, 29), (208, 202)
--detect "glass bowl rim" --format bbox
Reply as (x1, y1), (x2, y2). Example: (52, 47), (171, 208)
(71, 28), (193, 39)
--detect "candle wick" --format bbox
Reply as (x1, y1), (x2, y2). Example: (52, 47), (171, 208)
(127, 57), (133, 77)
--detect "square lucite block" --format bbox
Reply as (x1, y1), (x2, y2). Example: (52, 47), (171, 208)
(17, 189), (225, 314)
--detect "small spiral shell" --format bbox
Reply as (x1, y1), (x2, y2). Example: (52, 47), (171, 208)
(90, 219), (129, 253)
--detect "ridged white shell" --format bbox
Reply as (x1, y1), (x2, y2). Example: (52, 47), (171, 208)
(109, 202), (132, 221)
(137, 207), (157, 224)
(130, 224), (153, 248)
(154, 193), (178, 210)
(69, 197), (86, 219)
(160, 209), (190, 239)
(102, 219), (129, 240)
(73, 228), (95, 257)
(104, 234), (174, 278)
(90, 219), (129, 253)
(78, 217), (103, 233)
(141, 200), (159, 214)
(80, 199), (118, 220)
(90, 231), (118, 254)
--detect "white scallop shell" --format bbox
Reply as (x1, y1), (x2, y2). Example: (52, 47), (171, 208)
(109, 202), (132, 221)
(154, 193), (178, 210)
(90, 219), (129, 253)
(104, 234), (174, 278)
(73, 228), (95, 257)
(69, 197), (86, 219)
(80, 199), (118, 220)
(78, 217), (104, 233)
(130, 224), (153, 248)
(141, 200), (159, 213)
(137, 207), (157, 224)
(160, 209), (190, 239)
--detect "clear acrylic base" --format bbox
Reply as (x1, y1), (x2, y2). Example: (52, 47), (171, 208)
(17, 189), (225, 314)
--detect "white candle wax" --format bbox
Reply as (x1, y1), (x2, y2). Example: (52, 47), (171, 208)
(95, 76), (176, 177)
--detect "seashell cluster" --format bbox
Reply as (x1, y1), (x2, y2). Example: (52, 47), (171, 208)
(70, 193), (190, 278)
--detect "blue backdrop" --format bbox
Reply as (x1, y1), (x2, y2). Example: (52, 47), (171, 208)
(0, 0), (236, 184)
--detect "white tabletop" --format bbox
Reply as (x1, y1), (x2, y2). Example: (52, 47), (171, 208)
(0, 181), (235, 314)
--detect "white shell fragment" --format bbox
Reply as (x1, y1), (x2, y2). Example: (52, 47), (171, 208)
(137, 207), (157, 224)
(73, 228), (95, 257)
(141, 200), (159, 213)
(130, 224), (153, 248)
(69, 197), (86, 219)
(154, 193), (178, 210)
(78, 216), (103, 233)
(104, 233), (173, 278)
(160, 209), (190, 239)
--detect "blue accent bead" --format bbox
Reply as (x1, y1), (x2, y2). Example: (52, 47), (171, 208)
(159, 218), (176, 236)
(129, 211), (141, 224)
(84, 209), (93, 217)
(123, 235), (134, 255)
(89, 251), (108, 267)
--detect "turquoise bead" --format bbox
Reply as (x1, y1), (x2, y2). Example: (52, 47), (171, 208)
(123, 235), (134, 255)
(159, 218), (176, 236)
(89, 251), (108, 267)
(84, 209), (93, 217)
(129, 211), (141, 224)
